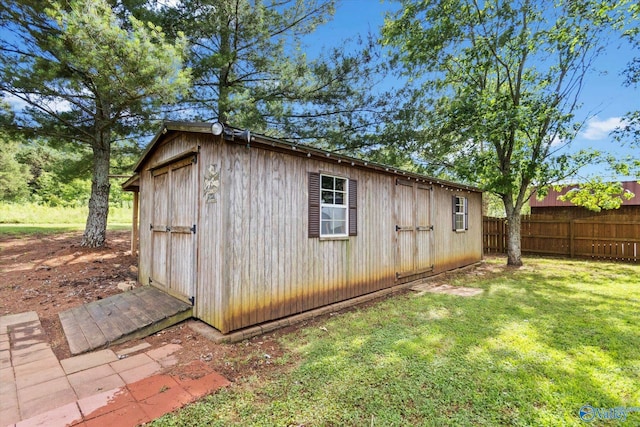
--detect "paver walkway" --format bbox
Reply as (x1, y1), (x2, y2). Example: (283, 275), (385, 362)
(1, 311), (230, 427)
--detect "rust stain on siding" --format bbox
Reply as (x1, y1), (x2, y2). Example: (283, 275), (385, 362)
(218, 253), (478, 333)
(222, 274), (394, 333)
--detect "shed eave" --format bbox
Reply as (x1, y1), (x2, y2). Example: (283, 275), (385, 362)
(132, 121), (217, 173)
(121, 173), (140, 191)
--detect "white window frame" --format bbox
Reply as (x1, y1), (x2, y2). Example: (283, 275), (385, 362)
(454, 196), (467, 231)
(320, 174), (348, 237)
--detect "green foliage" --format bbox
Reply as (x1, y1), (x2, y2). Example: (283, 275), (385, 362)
(556, 180), (635, 212)
(149, 0), (392, 148)
(0, 0), (190, 246)
(152, 257), (640, 426)
(381, 0), (633, 264)
(0, 135), (32, 202)
(0, 202), (132, 224)
(612, 3), (640, 170)
(155, 0), (336, 127)
(0, 224), (131, 236)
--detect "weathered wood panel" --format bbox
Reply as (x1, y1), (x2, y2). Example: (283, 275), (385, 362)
(415, 185), (432, 271)
(432, 188), (483, 274)
(194, 134), (224, 329)
(59, 286), (192, 355)
(151, 171), (169, 287)
(225, 144), (250, 331)
(484, 215), (640, 262)
(137, 130), (483, 334)
(218, 152), (425, 331)
(168, 161), (196, 301)
(395, 180), (415, 276)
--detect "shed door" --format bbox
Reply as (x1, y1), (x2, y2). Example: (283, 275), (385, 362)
(395, 179), (433, 279)
(150, 156), (197, 303)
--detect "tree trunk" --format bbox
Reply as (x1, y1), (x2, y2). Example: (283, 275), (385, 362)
(505, 210), (523, 266)
(82, 133), (110, 247)
(502, 194), (524, 266)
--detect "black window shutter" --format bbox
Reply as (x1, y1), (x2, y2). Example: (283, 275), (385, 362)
(308, 172), (320, 238)
(349, 179), (357, 236)
(464, 197), (469, 230)
(452, 195), (457, 231)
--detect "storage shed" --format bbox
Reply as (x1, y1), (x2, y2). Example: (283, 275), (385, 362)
(127, 122), (483, 334)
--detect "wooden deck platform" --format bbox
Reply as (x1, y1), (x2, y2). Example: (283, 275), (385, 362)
(59, 286), (193, 355)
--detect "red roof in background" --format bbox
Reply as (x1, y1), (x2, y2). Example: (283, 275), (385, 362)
(530, 181), (640, 207)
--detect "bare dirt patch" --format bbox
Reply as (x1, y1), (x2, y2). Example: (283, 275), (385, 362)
(0, 230), (290, 382)
(1, 231), (504, 385)
(1, 231), (134, 358)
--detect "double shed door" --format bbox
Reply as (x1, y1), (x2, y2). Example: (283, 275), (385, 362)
(150, 155), (197, 304)
(395, 179), (433, 279)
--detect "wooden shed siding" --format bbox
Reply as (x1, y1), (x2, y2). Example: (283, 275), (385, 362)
(219, 150), (402, 332)
(138, 134), (199, 282)
(193, 134), (224, 329)
(432, 189), (483, 273)
(138, 176), (151, 286)
(135, 128), (482, 334)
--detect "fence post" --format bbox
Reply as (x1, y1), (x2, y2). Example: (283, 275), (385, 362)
(503, 217), (507, 253)
(569, 219), (574, 258)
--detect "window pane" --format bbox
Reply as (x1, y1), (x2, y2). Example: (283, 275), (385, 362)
(319, 175), (349, 236)
(321, 206), (332, 220)
(321, 190), (334, 204)
(332, 207), (346, 220)
(455, 213), (465, 230)
(321, 176), (334, 189)
(333, 221), (346, 234)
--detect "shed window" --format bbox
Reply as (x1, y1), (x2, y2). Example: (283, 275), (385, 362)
(453, 195), (468, 231)
(308, 172), (357, 238)
(321, 175), (348, 236)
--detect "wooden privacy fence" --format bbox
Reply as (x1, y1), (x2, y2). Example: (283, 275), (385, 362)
(483, 216), (640, 263)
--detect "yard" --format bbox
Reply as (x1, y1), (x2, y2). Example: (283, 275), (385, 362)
(1, 227), (638, 426)
(153, 257), (639, 426)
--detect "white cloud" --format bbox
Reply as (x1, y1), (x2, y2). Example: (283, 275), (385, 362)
(581, 116), (625, 141)
(2, 93), (29, 110)
(2, 91), (71, 113)
(153, 0), (182, 9)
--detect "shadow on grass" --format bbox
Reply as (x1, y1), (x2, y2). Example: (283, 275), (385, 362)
(272, 259), (640, 426)
(152, 258), (639, 427)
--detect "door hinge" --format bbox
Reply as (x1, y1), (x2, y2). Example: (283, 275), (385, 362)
(166, 226), (171, 232)
(190, 224), (196, 234)
(150, 224), (153, 230)
(430, 225), (434, 231)
(395, 224), (400, 232)
(189, 296), (195, 306)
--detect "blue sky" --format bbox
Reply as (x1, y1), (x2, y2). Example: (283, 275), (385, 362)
(3, 0), (637, 180)
(312, 0), (639, 181)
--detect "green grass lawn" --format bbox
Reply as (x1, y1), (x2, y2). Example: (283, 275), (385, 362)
(0, 203), (132, 236)
(153, 257), (640, 426)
